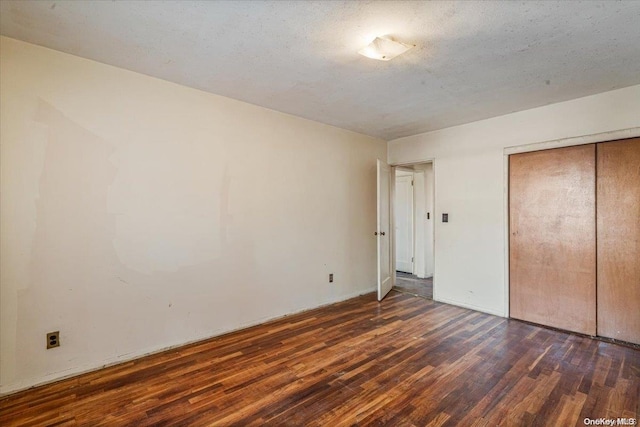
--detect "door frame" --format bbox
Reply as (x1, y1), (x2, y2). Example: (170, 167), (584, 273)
(388, 160), (436, 299)
(503, 126), (640, 318)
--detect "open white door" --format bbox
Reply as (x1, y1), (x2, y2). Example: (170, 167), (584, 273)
(377, 159), (393, 301)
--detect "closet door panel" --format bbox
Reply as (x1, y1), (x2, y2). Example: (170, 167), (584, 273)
(597, 138), (640, 344)
(509, 144), (596, 335)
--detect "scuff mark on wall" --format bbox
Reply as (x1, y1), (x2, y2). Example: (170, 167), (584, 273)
(16, 98), (120, 381)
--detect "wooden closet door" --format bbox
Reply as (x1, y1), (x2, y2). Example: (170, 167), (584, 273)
(597, 138), (640, 344)
(509, 144), (596, 335)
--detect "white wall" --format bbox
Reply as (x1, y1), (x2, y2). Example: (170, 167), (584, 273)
(0, 37), (386, 394)
(424, 163), (434, 278)
(412, 163), (434, 279)
(389, 85), (640, 316)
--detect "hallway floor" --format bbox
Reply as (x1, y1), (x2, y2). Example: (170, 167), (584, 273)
(394, 271), (433, 299)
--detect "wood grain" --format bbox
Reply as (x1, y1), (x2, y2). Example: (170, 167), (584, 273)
(1, 291), (638, 426)
(509, 144), (597, 335)
(597, 137), (640, 345)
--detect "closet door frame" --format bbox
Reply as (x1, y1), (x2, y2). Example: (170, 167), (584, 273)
(503, 128), (640, 321)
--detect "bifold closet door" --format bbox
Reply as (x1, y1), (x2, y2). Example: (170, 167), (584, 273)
(597, 138), (640, 345)
(509, 144), (596, 336)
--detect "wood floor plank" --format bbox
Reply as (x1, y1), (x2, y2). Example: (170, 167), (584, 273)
(1, 291), (638, 426)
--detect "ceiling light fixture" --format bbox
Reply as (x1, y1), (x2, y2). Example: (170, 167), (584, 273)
(358, 36), (414, 61)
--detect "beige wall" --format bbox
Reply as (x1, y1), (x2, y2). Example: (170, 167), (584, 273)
(389, 84), (640, 317)
(0, 37), (386, 394)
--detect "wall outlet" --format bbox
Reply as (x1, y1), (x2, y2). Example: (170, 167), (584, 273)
(329, 273), (334, 283)
(47, 331), (60, 349)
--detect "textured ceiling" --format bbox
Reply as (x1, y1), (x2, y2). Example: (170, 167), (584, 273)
(2, 1), (640, 140)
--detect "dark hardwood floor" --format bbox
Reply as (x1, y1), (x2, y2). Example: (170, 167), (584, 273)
(394, 271), (433, 299)
(1, 291), (638, 426)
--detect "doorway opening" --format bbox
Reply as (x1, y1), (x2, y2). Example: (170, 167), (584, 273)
(393, 163), (434, 300)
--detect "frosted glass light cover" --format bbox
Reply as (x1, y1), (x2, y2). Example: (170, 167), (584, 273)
(358, 37), (414, 61)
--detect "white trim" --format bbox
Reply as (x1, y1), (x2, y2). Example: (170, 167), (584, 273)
(503, 152), (510, 318)
(430, 160), (436, 295)
(504, 127), (640, 155)
(390, 166), (397, 290)
(391, 157), (436, 167)
(388, 160), (436, 298)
